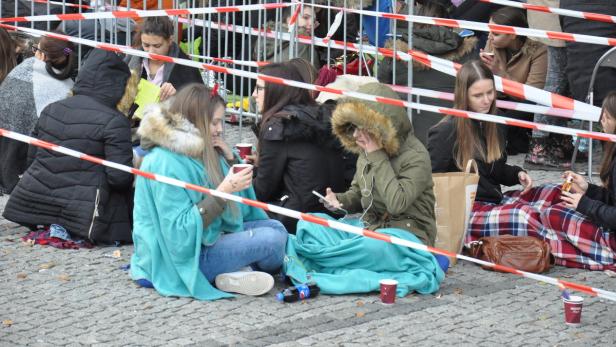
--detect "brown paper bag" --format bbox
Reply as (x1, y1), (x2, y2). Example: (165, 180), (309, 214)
(432, 160), (479, 265)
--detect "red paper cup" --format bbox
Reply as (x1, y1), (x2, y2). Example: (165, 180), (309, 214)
(379, 279), (398, 305)
(236, 143), (253, 159)
(232, 164), (253, 173)
(563, 295), (584, 326)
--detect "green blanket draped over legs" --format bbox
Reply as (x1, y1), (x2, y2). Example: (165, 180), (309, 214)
(283, 213), (445, 297)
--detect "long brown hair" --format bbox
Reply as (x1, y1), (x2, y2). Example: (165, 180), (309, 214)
(258, 61), (316, 132)
(38, 32), (77, 80)
(599, 91), (616, 187)
(167, 84), (226, 188)
(0, 28), (17, 84)
(451, 60), (502, 169)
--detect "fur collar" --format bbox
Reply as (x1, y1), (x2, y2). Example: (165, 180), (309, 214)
(137, 103), (204, 158)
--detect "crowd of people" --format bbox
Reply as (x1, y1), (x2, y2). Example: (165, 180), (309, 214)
(1, 0), (616, 300)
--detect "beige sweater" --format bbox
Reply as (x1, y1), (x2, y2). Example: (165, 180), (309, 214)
(527, 0), (566, 47)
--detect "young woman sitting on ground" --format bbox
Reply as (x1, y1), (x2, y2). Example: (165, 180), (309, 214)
(250, 60), (349, 233)
(428, 60), (616, 271)
(282, 82), (445, 298)
(131, 83), (288, 300)
(0, 32), (77, 195)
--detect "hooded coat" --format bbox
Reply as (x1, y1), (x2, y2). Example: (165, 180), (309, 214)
(254, 103), (351, 233)
(331, 83), (437, 246)
(377, 26), (478, 145)
(3, 50), (134, 244)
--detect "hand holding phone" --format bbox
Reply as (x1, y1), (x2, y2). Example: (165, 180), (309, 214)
(313, 189), (343, 212)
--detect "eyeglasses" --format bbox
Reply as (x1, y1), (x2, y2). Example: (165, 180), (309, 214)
(30, 44), (42, 54)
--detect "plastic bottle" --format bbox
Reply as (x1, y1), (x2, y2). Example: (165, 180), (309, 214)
(275, 283), (320, 303)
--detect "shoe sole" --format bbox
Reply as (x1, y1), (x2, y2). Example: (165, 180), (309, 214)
(215, 272), (274, 296)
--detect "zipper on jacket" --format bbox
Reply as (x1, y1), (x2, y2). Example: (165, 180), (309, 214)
(87, 189), (100, 241)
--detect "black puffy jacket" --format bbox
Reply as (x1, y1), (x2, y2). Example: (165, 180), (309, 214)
(253, 104), (353, 233)
(3, 49), (134, 244)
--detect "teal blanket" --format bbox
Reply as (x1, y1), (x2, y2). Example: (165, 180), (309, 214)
(284, 214), (444, 297)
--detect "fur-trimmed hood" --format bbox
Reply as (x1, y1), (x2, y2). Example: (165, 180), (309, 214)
(137, 103), (204, 158)
(332, 83), (411, 156)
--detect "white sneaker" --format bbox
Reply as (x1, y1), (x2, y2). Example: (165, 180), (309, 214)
(214, 271), (274, 296)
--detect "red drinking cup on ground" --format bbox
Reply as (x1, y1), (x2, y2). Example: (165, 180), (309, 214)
(379, 279), (398, 305)
(236, 143), (253, 159)
(563, 295), (584, 327)
(232, 164), (253, 173)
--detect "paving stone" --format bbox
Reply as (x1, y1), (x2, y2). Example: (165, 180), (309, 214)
(1, 133), (615, 345)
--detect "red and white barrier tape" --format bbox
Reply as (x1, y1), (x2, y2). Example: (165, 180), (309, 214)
(1, 127), (614, 301)
(5, 23), (607, 140)
(185, 17), (600, 121)
(287, 2), (302, 30)
(310, 3), (616, 48)
(182, 51), (576, 118)
(0, 3), (290, 23)
(388, 85), (577, 120)
(480, 0), (616, 25)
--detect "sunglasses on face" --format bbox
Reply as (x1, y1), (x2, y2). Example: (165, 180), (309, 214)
(30, 44), (43, 54)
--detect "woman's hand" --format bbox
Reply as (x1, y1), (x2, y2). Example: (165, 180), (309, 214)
(561, 191), (583, 210)
(562, 171), (589, 193)
(159, 82), (177, 101)
(212, 136), (234, 161)
(479, 49), (502, 75)
(218, 167), (253, 193)
(355, 129), (382, 153)
(518, 171), (533, 194)
(322, 187), (342, 210)
(244, 154), (258, 166)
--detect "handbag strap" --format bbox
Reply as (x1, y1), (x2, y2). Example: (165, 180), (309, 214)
(465, 159), (479, 175)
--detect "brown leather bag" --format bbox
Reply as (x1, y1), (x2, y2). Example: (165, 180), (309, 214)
(468, 235), (554, 273)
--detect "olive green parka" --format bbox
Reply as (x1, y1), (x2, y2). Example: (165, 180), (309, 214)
(332, 83), (437, 246)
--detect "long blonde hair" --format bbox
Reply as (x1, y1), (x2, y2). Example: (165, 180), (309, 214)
(167, 84), (226, 187)
(451, 60), (503, 169)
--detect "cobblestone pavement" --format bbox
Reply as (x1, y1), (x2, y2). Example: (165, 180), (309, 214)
(1, 124), (615, 346)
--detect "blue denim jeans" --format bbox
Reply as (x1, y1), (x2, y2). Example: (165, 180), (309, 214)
(199, 219), (288, 282)
(533, 46), (569, 138)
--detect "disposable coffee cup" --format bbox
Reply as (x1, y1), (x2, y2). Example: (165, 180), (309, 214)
(236, 143), (253, 159)
(379, 279), (398, 305)
(232, 164), (253, 174)
(483, 52), (495, 57)
(563, 295), (584, 326)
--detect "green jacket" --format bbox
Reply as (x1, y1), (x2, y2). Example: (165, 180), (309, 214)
(331, 83), (437, 246)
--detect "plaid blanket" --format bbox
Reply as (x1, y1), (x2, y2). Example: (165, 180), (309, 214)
(468, 184), (616, 271)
